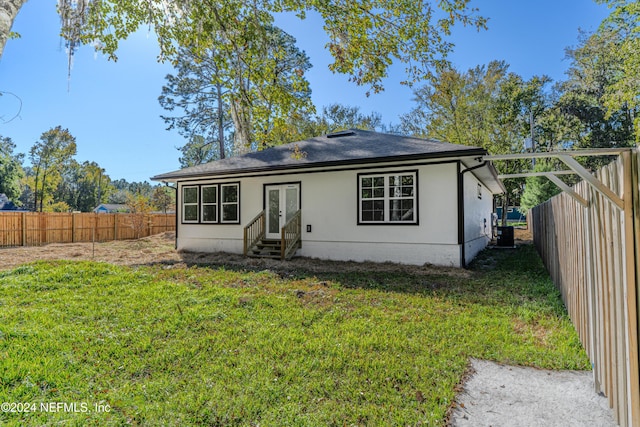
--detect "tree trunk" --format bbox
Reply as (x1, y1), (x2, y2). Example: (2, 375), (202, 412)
(501, 194), (509, 227)
(33, 168), (39, 214)
(0, 0), (27, 59)
(216, 83), (225, 159)
(39, 170), (47, 212)
(231, 98), (251, 154)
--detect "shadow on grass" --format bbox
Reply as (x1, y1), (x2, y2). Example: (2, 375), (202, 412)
(148, 243), (565, 317)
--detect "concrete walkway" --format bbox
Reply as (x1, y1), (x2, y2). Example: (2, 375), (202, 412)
(450, 359), (617, 427)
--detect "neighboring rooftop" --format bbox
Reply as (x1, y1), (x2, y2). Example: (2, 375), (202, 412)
(0, 194), (25, 211)
(151, 129), (487, 182)
(93, 203), (130, 213)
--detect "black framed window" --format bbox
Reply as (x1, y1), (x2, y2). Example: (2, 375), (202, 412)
(358, 172), (417, 224)
(182, 186), (199, 223)
(221, 183), (239, 223)
(181, 182), (240, 224)
(360, 176), (385, 222)
(201, 185), (218, 223)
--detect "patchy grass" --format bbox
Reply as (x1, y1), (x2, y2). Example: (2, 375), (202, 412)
(0, 245), (588, 426)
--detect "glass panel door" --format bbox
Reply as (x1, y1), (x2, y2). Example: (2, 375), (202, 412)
(285, 186), (299, 222)
(267, 188), (280, 239)
(265, 184), (299, 240)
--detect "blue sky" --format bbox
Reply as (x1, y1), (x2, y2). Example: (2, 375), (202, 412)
(0, 0), (609, 183)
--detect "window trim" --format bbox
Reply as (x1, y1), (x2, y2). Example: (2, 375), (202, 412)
(182, 185), (200, 223)
(357, 170), (419, 225)
(180, 182), (241, 225)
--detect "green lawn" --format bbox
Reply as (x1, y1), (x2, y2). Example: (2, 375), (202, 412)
(0, 245), (588, 426)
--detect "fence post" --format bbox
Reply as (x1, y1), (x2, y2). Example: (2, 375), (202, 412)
(40, 213), (46, 245)
(622, 150), (640, 426)
(21, 212), (26, 246)
(114, 213), (118, 241)
(584, 194), (600, 392)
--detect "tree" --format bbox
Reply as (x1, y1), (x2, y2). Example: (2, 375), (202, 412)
(557, 28), (636, 155)
(314, 104), (383, 134)
(0, 0), (25, 59)
(28, 126), (77, 212)
(2, 1), (486, 94)
(125, 192), (153, 239)
(109, 179), (155, 203)
(519, 161), (562, 212)
(279, 103), (384, 141)
(151, 185), (175, 213)
(491, 73), (553, 224)
(400, 61), (511, 148)
(399, 61), (553, 155)
(534, 87), (583, 153)
(218, 24), (315, 152)
(175, 135), (220, 168)
(159, 25), (313, 157)
(55, 160), (112, 211)
(0, 135), (24, 201)
(596, 0), (640, 140)
(400, 61), (553, 223)
(159, 47), (231, 162)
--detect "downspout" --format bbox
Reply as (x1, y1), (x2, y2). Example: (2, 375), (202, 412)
(164, 182), (178, 250)
(457, 162), (464, 267)
(458, 160), (489, 268)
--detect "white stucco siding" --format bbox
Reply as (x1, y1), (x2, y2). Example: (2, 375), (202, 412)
(463, 171), (493, 265)
(296, 163), (460, 265)
(176, 160), (464, 266)
(298, 241), (461, 266)
(299, 163), (459, 246)
(176, 175), (282, 252)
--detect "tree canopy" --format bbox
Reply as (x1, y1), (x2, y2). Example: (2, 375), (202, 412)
(558, 28), (635, 150)
(28, 126), (77, 212)
(519, 161), (562, 212)
(595, 0), (640, 141)
(49, 0), (487, 94)
(0, 135), (24, 201)
(399, 61), (552, 155)
(8, 130), (172, 212)
(159, 25), (314, 156)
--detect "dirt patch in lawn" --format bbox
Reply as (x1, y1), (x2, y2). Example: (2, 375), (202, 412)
(514, 226), (533, 243)
(0, 232), (472, 278)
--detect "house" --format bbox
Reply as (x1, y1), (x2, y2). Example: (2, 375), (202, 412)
(496, 206), (526, 223)
(0, 194), (26, 211)
(152, 130), (505, 267)
(93, 203), (130, 213)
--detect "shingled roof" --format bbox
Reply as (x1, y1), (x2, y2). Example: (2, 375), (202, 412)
(151, 129), (487, 181)
(0, 193), (25, 211)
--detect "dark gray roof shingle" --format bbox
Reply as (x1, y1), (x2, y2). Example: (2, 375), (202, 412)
(151, 129), (486, 181)
(0, 193), (24, 211)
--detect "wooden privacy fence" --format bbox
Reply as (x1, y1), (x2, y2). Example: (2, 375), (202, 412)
(531, 149), (640, 427)
(0, 212), (175, 247)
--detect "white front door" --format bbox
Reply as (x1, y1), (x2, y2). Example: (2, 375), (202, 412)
(265, 183), (300, 240)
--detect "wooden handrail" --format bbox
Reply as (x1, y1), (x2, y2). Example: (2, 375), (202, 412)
(281, 209), (301, 260)
(243, 210), (265, 256)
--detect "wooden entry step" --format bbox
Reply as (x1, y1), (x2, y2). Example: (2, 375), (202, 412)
(247, 239), (282, 259)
